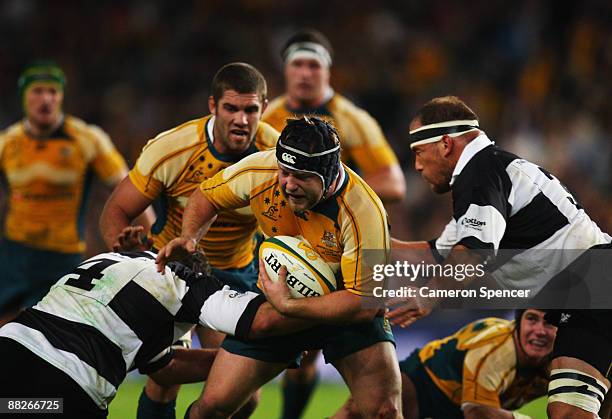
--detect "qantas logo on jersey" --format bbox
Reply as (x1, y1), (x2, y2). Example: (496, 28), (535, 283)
(461, 217), (486, 230)
(281, 153), (296, 164)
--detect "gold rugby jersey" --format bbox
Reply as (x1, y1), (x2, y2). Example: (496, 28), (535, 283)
(418, 318), (548, 409)
(0, 116), (126, 253)
(263, 93), (398, 176)
(129, 115), (279, 269)
(198, 149), (390, 295)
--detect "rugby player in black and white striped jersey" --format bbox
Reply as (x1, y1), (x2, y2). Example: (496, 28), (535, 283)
(388, 96), (611, 419)
(0, 251), (306, 418)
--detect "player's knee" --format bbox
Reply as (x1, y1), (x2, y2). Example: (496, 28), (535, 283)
(286, 362), (318, 382)
(233, 392), (260, 419)
(358, 395), (401, 419)
(547, 368), (609, 418)
(145, 378), (180, 402)
(198, 391), (245, 418)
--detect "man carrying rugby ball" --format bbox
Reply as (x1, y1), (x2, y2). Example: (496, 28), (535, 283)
(157, 117), (402, 418)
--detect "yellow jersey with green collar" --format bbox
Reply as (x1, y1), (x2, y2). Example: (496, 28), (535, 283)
(198, 149), (390, 295)
(418, 317), (548, 410)
(263, 92), (399, 176)
(0, 115), (127, 253)
(128, 115), (279, 269)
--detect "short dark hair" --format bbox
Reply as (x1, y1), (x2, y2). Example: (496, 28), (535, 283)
(211, 62), (267, 103)
(281, 28), (334, 61)
(414, 96), (478, 126)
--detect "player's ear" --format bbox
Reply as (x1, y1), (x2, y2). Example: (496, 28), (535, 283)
(261, 98), (269, 115)
(441, 135), (453, 157)
(208, 96), (216, 115)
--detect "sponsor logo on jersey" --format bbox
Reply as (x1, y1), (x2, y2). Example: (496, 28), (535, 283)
(281, 152), (296, 164)
(461, 217), (486, 231)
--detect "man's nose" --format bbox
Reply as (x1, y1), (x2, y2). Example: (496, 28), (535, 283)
(234, 111), (247, 125)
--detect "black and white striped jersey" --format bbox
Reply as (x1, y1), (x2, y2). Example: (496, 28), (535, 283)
(431, 134), (611, 293)
(0, 251), (262, 409)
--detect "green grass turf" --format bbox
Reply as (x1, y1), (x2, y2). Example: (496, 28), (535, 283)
(109, 379), (548, 418)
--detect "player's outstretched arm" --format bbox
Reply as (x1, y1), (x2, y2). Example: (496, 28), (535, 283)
(385, 244), (487, 327)
(100, 176), (155, 251)
(156, 189), (217, 272)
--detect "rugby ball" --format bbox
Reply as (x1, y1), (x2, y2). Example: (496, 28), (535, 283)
(259, 236), (337, 298)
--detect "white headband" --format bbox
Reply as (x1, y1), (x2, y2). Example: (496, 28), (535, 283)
(284, 42), (332, 67)
(409, 119), (479, 149)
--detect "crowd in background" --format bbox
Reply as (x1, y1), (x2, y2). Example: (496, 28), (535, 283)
(1, 0), (610, 254)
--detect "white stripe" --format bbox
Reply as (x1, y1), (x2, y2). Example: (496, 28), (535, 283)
(0, 324), (114, 410)
(409, 129), (479, 149)
(549, 378), (606, 400)
(409, 119), (479, 134)
(34, 290), (141, 368)
(456, 204), (507, 252)
(278, 140), (340, 157)
(198, 287), (260, 334)
(284, 42), (332, 67)
(278, 162), (326, 188)
(552, 369), (609, 392)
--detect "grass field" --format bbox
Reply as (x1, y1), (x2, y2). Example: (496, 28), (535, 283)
(110, 379), (548, 418)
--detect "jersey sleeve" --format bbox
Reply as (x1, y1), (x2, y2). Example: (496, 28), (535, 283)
(199, 151), (276, 211)
(128, 139), (170, 200)
(89, 125), (128, 185)
(341, 108), (399, 176)
(461, 337), (516, 408)
(136, 347), (173, 374)
(339, 180), (390, 295)
(451, 158), (510, 253)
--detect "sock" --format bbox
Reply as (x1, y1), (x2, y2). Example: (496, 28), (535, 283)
(281, 373), (319, 419)
(137, 388), (177, 419)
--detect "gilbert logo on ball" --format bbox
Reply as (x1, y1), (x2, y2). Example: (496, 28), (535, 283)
(259, 236), (337, 298)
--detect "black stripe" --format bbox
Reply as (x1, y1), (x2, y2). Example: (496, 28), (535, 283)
(548, 385), (604, 403)
(108, 281), (175, 373)
(500, 192), (569, 249)
(410, 125), (477, 143)
(138, 348), (173, 374)
(427, 239), (445, 263)
(14, 308), (125, 387)
(118, 251), (156, 260)
(550, 372), (607, 396)
(234, 294), (267, 340)
(174, 276), (224, 324)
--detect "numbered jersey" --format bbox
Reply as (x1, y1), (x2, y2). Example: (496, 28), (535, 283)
(0, 252), (260, 409)
(430, 134), (611, 294)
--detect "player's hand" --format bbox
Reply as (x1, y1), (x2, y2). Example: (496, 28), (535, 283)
(156, 237), (197, 273)
(384, 295), (432, 328)
(113, 225), (152, 252)
(259, 259), (294, 315)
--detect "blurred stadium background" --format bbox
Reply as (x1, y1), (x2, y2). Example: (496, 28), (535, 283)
(1, 1), (610, 418)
